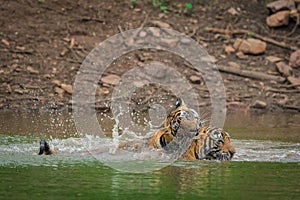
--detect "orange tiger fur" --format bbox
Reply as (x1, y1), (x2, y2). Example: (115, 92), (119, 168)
(181, 127), (235, 161)
(148, 98), (235, 161)
(148, 98), (200, 149)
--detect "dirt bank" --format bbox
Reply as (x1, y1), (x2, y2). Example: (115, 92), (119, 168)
(0, 0), (299, 113)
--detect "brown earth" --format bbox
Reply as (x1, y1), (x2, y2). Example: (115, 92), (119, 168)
(0, 0), (299, 114)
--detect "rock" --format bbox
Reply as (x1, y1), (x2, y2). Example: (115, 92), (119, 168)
(266, 56), (282, 63)
(101, 74), (121, 85)
(276, 62), (292, 77)
(252, 100), (267, 109)
(16, 46), (26, 51)
(14, 89), (28, 94)
(26, 66), (39, 74)
(51, 79), (61, 86)
(289, 9), (299, 21)
(236, 51), (248, 59)
(266, 0), (295, 12)
(233, 38), (267, 55)
(149, 20), (171, 28)
(96, 88), (109, 95)
(160, 38), (178, 47)
(224, 45), (235, 54)
(54, 86), (64, 97)
(1, 39), (10, 47)
(266, 11), (290, 27)
(6, 84), (12, 93)
(228, 61), (240, 69)
(209, 55), (218, 63)
(189, 75), (201, 84)
(60, 83), (73, 94)
(227, 7), (238, 15)
(287, 76), (300, 85)
(289, 49), (300, 68)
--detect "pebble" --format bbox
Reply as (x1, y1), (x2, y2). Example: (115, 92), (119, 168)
(276, 62), (292, 77)
(233, 38), (266, 55)
(289, 49), (300, 68)
(266, 56), (282, 63)
(54, 87), (64, 97)
(266, 11), (290, 27)
(101, 74), (121, 85)
(61, 83), (73, 94)
(51, 79), (61, 86)
(189, 75), (201, 84)
(224, 45), (235, 54)
(26, 66), (39, 74)
(266, 0), (295, 12)
(252, 100), (267, 109)
(287, 76), (300, 85)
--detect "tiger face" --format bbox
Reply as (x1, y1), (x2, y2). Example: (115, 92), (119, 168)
(148, 98), (200, 149)
(181, 127), (235, 161)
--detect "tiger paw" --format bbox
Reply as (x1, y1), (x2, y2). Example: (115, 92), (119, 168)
(38, 140), (55, 155)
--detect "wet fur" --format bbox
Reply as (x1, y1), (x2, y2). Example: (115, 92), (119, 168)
(181, 127), (235, 161)
(38, 140), (54, 155)
(148, 98), (200, 149)
(148, 98), (235, 161)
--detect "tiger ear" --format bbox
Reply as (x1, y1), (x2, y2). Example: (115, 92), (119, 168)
(175, 97), (183, 108)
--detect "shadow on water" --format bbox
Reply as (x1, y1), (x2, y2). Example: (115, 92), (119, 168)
(0, 110), (300, 199)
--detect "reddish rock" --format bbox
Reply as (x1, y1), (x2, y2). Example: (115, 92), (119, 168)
(289, 49), (300, 68)
(101, 74), (121, 85)
(149, 20), (171, 28)
(266, 0), (295, 12)
(61, 83), (73, 94)
(236, 51), (248, 59)
(276, 62), (292, 77)
(26, 66), (39, 74)
(1, 39), (10, 47)
(227, 7), (238, 15)
(54, 87), (64, 97)
(266, 56), (282, 63)
(228, 61), (240, 69)
(252, 100), (267, 109)
(224, 45), (235, 54)
(233, 38), (267, 55)
(189, 75), (201, 84)
(287, 76), (300, 85)
(266, 11), (290, 27)
(51, 79), (61, 86)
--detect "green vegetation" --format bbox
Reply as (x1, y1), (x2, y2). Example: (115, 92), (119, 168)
(130, 0), (194, 14)
(247, 31), (254, 37)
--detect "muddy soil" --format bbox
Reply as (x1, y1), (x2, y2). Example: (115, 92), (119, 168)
(0, 0), (299, 114)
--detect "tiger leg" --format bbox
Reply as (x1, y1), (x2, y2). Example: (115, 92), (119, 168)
(148, 127), (174, 148)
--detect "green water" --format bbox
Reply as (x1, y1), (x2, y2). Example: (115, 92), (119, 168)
(1, 161), (299, 200)
(0, 111), (299, 199)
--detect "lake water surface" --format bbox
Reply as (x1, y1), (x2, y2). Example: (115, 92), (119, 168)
(0, 110), (299, 199)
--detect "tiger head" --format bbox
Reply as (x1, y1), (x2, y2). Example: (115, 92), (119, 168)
(184, 127), (235, 161)
(164, 98), (200, 136)
(208, 128), (235, 161)
(148, 98), (201, 149)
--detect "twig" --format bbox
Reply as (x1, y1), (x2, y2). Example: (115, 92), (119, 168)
(280, 105), (300, 111)
(266, 88), (300, 93)
(0, 48), (34, 54)
(205, 27), (298, 51)
(218, 65), (286, 82)
(279, 83), (300, 88)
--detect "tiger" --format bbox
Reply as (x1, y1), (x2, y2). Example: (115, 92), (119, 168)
(148, 98), (235, 161)
(148, 98), (201, 149)
(181, 127), (235, 161)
